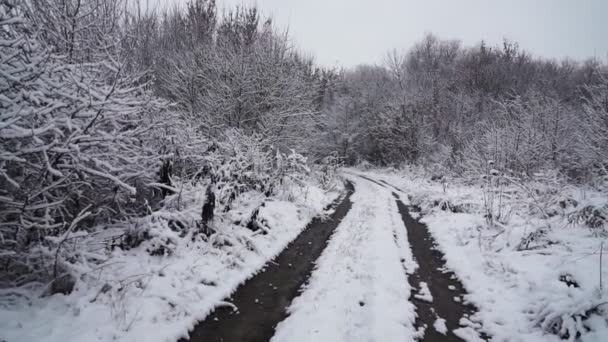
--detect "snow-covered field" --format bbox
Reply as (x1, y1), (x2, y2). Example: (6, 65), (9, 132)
(358, 168), (608, 342)
(0, 181), (341, 342)
(272, 174), (418, 342)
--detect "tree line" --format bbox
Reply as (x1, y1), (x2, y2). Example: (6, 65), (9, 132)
(318, 35), (608, 183)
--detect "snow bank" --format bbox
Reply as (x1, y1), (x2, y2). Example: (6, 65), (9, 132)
(0, 181), (340, 342)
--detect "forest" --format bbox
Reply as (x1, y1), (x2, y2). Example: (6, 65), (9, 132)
(1, 0), (607, 341)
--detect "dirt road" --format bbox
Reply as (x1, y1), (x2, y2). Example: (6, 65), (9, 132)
(182, 174), (485, 341)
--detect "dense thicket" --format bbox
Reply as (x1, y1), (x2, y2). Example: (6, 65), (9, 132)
(318, 35), (608, 183)
(0, 0), (328, 289)
(121, 0), (325, 149)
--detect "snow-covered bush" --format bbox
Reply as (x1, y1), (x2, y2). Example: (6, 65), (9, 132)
(579, 75), (608, 181)
(199, 130), (305, 208)
(0, 0), (166, 289)
(531, 286), (608, 341)
(317, 152), (343, 190)
(568, 205), (607, 231)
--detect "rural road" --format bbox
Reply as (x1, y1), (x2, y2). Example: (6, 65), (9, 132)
(183, 173), (485, 342)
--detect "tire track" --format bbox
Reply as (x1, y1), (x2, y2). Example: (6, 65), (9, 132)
(392, 192), (487, 341)
(181, 182), (354, 342)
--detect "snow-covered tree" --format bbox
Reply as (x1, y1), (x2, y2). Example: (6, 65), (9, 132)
(0, 0), (166, 288)
(579, 75), (608, 177)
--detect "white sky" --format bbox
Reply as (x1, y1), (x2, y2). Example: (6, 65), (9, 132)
(157, 0), (608, 68)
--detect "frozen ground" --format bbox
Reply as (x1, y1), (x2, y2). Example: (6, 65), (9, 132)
(0, 181), (340, 342)
(358, 168), (608, 342)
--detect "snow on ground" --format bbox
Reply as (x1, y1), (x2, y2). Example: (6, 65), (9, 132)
(434, 317), (448, 335)
(454, 326), (486, 342)
(271, 175), (418, 342)
(356, 168), (608, 342)
(414, 281), (433, 302)
(0, 181), (340, 342)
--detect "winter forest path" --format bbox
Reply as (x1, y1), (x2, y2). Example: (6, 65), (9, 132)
(182, 173), (485, 341)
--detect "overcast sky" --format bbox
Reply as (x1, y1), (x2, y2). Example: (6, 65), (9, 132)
(161, 0), (608, 68)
